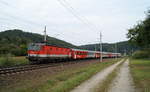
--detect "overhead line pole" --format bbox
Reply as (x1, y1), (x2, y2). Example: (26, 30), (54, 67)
(115, 42), (117, 59)
(100, 32), (102, 62)
(95, 43), (97, 51)
(44, 26), (47, 43)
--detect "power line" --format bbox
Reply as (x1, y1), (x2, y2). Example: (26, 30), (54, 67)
(57, 0), (103, 46)
(57, 0), (100, 32)
(0, 10), (42, 27)
(0, 0), (98, 45)
(0, 13), (91, 44)
(62, 0), (100, 32)
(0, 0), (10, 6)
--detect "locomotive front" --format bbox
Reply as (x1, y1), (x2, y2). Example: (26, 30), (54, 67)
(27, 43), (45, 63)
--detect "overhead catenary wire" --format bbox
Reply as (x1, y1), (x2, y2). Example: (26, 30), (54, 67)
(0, 0), (99, 33)
(57, 0), (100, 33)
(57, 0), (102, 46)
(0, 0), (11, 6)
(0, 14), (89, 45)
(0, 1), (78, 35)
(0, 0), (99, 45)
(62, 0), (101, 32)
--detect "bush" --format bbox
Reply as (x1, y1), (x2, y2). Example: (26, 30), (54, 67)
(132, 49), (150, 59)
(0, 54), (29, 67)
(0, 54), (15, 67)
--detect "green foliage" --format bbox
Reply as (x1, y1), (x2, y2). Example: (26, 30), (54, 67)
(127, 10), (150, 48)
(132, 49), (150, 59)
(47, 59), (119, 92)
(37, 59), (118, 92)
(130, 59), (150, 92)
(0, 29), (78, 56)
(79, 41), (139, 55)
(0, 54), (14, 67)
(0, 55), (29, 67)
(0, 28), (142, 57)
(9, 59), (119, 92)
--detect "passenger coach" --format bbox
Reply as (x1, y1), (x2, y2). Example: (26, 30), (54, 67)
(27, 43), (121, 63)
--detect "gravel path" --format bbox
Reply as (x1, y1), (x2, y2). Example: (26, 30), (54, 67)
(108, 59), (135, 92)
(70, 59), (124, 92)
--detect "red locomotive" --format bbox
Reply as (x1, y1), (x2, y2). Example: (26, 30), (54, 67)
(27, 27), (121, 63)
(27, 43), (121, 63)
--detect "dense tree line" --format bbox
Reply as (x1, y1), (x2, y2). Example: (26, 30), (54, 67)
(79, 41), (139, 55)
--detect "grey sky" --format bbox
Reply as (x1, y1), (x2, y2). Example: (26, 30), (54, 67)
(0, 0), (150, 45)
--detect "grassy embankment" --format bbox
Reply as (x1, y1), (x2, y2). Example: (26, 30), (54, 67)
(0, 55), (29, 67)
(130, 59), (150, 92)
(12, 58), (122, 92)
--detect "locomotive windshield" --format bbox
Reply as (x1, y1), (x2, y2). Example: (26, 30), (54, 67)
(28, 43), (42, 51)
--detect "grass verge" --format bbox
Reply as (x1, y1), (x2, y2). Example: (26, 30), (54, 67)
(0, 56), (29, 67)
(14, 58), (122, 92)
(130, 59), (150, 92)
(94, 59), (124, 92)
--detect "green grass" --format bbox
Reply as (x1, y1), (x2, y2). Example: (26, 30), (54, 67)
(130, 59), (150, 92)
(14, 59), (121, 92)
(0, 56), (29, 67)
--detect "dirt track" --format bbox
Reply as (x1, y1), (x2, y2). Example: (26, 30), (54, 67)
(108, 59), (135, 92)
(70, 59), (124, 92)
(71, 59), (135, 92)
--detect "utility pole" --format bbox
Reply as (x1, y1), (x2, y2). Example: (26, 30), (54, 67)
(124, 49), (127, 56)
(115, 42), (117, 59)
(95, 43), (97, 51)
(44, 26), (47, 43)
(100, 32), (102, 62)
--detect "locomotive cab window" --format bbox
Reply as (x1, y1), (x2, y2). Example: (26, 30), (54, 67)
(28, 43), (42, 51)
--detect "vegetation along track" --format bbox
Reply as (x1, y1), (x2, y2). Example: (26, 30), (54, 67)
(0, 59), (99, 76)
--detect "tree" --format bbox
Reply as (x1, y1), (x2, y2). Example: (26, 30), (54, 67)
(127, 10), (150, 49)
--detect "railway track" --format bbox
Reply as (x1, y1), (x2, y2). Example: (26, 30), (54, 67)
(0, 59), (101, 76)
(0, 61), (79, 76)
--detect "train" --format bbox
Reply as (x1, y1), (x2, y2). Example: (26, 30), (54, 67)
(27, 43), (121, 63)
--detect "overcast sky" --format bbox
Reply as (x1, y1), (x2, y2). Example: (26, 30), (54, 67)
(0, 0), (150, 45)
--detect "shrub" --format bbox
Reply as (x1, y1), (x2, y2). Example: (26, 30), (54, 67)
(132, 49), (150, 59)
(0, 54), (14, 67)
(0, 54), (29, 67)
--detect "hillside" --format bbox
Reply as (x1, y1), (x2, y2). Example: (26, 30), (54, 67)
(0, 29), (78, 56)
(79, 41), (140, 55)
(0, 29), (139, 56)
